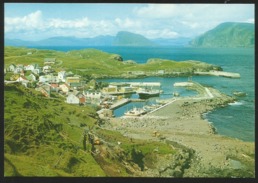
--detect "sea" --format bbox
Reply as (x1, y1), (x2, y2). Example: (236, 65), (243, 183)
(30, 46), (255, 142)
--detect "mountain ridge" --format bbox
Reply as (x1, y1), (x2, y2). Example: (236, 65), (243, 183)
(5, 31), (191, 47)
(190, 22), (254, 48)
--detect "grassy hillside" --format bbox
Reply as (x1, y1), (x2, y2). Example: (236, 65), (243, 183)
(4, 83), (181, 177)
(190, 22), (254, 48)
(4, 83), (105, 176)
(4, 46), (220, 78)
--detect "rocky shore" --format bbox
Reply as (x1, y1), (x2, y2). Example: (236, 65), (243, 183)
(101, 83), (255, 177)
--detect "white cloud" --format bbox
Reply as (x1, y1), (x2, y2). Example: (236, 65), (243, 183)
(4, 4), (254, 40)
(5, 10), (44, 32)
(48, 17), (90, 29)
(115, 18), (142, 29)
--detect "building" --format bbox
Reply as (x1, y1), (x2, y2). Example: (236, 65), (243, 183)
(24, 64), (39, 71)
(59, 83), (70, 94)
(39, 75), (58, 83)
(58, 71), (66, 82)
(66, 77), (80, 85)
(8, 64), (16, 72)
(44, 58), (56, 64)
(43, 65), (52, 73)
(102, 86), (117, 93)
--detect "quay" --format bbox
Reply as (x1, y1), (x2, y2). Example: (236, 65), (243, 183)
(110, 98), (130, 110)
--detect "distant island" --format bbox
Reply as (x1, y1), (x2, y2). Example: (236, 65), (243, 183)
(190, 22), (254, 48)
(5, 22), (254, 48)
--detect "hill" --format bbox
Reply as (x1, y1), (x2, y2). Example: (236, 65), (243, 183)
(190, 22), (254, 48)
(4, 46), (221, 79)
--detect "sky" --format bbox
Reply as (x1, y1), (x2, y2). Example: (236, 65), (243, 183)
(4, 3), (255, 41)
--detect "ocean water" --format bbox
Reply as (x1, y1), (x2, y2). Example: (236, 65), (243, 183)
(31, 46), (255, 142)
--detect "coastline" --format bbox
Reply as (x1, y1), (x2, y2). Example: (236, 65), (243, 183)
(101, 83), (255, 177)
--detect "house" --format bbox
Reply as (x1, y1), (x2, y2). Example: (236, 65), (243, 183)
(32, 67), (42, 75)
(16, 76), (29, 87)
(59, 83), (70, 94)
(39, 75), (58, 83)
(58, 71), (66, 82)
(43, 65), (52, 73)
(8, 64), (16, 72)
(50, 83), (59, 92)
(66, 91), (86, 104)
(36, 83), (51, 97)
(14, 65), (24, 74)
(24, 64), (39, 71)
(44, 58), (56, 64)
(66, 77), (80, 85)
(66, 93), (80, 104)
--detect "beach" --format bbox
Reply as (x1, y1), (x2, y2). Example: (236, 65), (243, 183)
(101, 84), (255, 177)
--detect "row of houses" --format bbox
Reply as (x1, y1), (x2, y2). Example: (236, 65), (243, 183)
(6, 59), (110, 107)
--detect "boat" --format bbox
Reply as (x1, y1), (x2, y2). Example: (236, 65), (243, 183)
(124, 107), (146, 116)
(137, 89), (160, 99)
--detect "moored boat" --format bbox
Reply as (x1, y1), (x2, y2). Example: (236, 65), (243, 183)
(124, 107), (146, 116)
(137, 89), (160, 99)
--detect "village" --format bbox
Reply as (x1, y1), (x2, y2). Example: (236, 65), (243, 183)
(4, 57), (167, 118)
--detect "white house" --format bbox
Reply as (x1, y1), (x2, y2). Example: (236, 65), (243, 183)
(14, 65), (24, 74)
(59, 83), (70, 94)
(39, 75), (57, 83)
(43, 65), (52, 73)
(58, 71), (66, 82)
(8, 64), (16, 72)
(66, 93), (80, 104)
(32, 68), (42, 75)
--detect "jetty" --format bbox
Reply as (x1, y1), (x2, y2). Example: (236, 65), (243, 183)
(109, 82), (161, 87)
(194, 70), (240, 78)
(173, 82), (193, 87)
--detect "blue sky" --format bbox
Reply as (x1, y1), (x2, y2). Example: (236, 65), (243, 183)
(4, 3), (254, 41)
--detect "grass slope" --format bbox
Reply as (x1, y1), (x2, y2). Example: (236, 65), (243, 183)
(4, 83), (105, 176)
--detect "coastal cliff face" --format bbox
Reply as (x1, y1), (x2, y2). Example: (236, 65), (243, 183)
(190, 22), (254, 48)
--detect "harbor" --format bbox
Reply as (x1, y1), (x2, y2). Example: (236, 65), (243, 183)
(99, 81), (219, 118)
